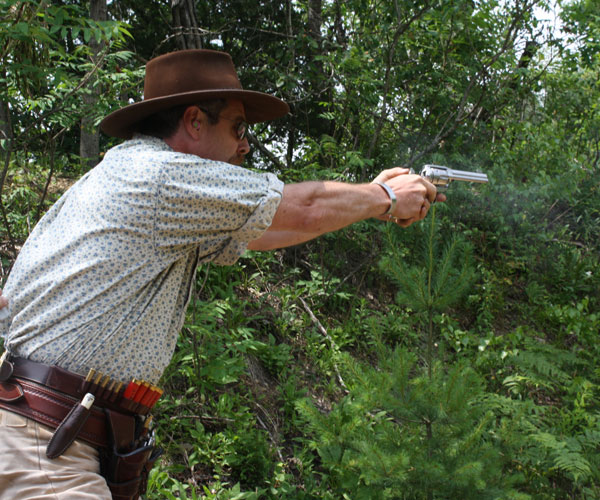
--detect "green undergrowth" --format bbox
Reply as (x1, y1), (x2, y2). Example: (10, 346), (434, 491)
(146, 172), (600, 499)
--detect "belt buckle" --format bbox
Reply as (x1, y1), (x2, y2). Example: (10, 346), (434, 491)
(0, 350), (14, 382)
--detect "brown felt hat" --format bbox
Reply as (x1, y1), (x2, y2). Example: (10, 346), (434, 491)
(100, 49), (289, 139)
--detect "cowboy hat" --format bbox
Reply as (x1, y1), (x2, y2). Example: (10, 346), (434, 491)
(100, 49), (289, 139)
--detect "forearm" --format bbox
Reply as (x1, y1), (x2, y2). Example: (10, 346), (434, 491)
(248, 181), (389, 251)
(276, 181), (389, 231)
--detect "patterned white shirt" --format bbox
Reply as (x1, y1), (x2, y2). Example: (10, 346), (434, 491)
(1, 135), (283, 384)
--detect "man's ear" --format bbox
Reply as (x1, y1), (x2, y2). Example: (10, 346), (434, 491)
(182, 106), (204, 137)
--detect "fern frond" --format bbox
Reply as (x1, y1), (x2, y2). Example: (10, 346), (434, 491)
(532, 432), (593, 481)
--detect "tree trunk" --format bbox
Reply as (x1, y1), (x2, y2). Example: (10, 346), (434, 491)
(308, 0), (322, 44)
(0, 67), (17, 256)
(0, 93), (11, 167)
(80, 0), (107, 171)
(171, 0), (203, 50)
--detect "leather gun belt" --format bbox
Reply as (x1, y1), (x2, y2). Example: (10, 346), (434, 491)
(0, 377), (109, 448)
(0, 355), (143, 449)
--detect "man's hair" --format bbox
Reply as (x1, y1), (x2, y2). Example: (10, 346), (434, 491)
(136, 98), (228, 139)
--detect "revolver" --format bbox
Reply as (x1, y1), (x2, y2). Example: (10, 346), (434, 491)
(414, 164), (489, 191)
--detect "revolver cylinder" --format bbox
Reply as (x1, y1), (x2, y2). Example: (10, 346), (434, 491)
(419, 164), (488, 190)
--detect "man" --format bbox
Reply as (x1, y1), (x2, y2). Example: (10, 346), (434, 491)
(0, 49), (443, 499)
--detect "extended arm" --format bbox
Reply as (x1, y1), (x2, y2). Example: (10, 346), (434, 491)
(248, 168), (444, 251)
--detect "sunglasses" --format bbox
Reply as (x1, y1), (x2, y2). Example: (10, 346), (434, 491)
(230, 119), (248, 141)
(198, 107), (248, 141)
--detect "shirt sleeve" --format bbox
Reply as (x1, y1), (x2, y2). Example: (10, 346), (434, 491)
(213, 172), (283, 265)
(153, 155), (283, 265)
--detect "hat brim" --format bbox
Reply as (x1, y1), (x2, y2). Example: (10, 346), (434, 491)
(100, 89), (289, 139)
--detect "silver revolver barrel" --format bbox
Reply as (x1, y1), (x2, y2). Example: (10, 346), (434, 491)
(419, 164), (488, 190)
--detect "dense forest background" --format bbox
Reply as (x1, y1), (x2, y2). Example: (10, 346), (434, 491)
(1, 0), (599, 498)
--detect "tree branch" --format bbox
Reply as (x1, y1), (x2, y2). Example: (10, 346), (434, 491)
(247, 131), (286, 172)
(299, 296), (349, 394)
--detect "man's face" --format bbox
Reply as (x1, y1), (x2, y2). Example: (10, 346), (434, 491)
(194, 99), (250, 165)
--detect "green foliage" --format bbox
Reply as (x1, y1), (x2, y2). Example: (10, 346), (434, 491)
(380, 207), (476, 315)
(296, 348), (526, 500)
(0, 0), (134, 246)
(3, 0), (600, 498)
(379, 205), (477, 380)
